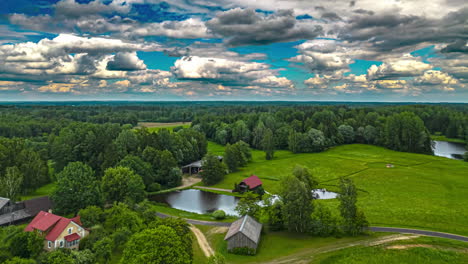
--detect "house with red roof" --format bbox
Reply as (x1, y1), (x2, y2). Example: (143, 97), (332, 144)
(25, 211), (88, 251)
(239, 175), (263, 192)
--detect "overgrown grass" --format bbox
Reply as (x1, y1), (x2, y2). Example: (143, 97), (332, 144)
(20, 182), (57, 200)
(206, 142), (468, 236)
(431, 135), (466, 144)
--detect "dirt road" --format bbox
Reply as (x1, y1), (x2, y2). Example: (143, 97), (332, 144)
(190, 225), (214, 258)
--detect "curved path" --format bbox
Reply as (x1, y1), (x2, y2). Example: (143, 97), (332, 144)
(156, 212), (468, 242)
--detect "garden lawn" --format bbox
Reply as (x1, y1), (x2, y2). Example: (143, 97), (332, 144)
(206, 142), (468, 236)
(20, 182), (57, 200)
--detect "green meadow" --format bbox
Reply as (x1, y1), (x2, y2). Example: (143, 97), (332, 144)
(206, 142), (468, 236)
(197, 225), (468, 264)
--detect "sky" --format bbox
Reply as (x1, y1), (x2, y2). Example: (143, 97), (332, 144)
(0, 0), (467, 102)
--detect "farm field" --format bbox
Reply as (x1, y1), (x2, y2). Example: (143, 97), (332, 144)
(205, 142), (468, 236)
(136, 121), (191, 132)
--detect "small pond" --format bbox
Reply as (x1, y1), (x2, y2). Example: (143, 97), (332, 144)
(151, 188), (338, 216)
(432, 140), (466, 160)
(151, 189), (240, 215)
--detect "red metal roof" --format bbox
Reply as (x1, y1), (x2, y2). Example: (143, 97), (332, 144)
(24, 211), (61, 232)
(241, 175), (262, 189)
(64, 233), (81, 242)
(25, 211), (83, 242)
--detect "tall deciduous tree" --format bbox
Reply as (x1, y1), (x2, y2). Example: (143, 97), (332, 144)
(338, 177), (368, 236)
(261, 128), (275, 160)
(279, 174), (313, 233)
(52, 162), (102, 214)
(117, 155), (155, 189)
(235, 192), (262, 219)
(200, 154), (227, 185)
(0, 166), (23, 202)
(101, 167), (145, 204)
(120, 226), (191, 264)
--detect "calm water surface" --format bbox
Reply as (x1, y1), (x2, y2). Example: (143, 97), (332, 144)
(432, 141), (466, 160)
(151, 188), (339, 216)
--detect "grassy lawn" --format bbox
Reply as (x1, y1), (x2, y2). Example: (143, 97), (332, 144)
(313, 236), (468, 264)
(206, 142), (468, 236)
(20, 182), (57, 200)
(431, 135), (466, 144)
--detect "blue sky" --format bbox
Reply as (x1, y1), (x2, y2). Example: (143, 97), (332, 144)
(0, 0), (466, 101)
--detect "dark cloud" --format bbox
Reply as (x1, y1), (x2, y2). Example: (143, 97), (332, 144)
(441, 40), (468, 53)
(353, 9), (374, 15)
(106, 52), (146, 71)
(350, 1), (356, 7)
(321, 12), (343, 21)
(206, 8), (323, 46)
(339, 7), (468, 53)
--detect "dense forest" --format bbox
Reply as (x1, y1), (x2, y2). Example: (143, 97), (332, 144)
(0, 102), (467, 263)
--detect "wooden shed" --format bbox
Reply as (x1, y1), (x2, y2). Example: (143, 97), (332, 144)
(224, 215), (262, 254)
(181, 156), (223, 175)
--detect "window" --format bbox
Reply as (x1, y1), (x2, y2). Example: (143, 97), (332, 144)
(59, 241), (64, 248)
(48, 241), (52, 248)
(68, 227), (72, 234)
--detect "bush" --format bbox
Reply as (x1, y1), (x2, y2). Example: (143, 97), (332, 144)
(229, 247), (256, 256)
(212, 210), (226, 220)
(207, 253), (226, 264)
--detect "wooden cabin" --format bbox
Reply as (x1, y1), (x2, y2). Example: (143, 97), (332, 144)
(224, 215), (262, 254)
(238, 175), (262, 192)
(181, 156), (223, 175)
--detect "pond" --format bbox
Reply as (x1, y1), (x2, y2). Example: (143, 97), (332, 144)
(432, 140), (466, 160)
(151, 189), (240, 215)
(151, 188), (339, 216)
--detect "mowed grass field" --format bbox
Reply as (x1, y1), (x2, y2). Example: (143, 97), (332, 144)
(136, 121), (191, 132)
(206, 142), (468, 236)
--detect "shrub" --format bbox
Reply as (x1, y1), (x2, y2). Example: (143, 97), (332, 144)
(207, 253), (226, 264)
(212, 210), (226, 220)
(148, 183), (161, 192)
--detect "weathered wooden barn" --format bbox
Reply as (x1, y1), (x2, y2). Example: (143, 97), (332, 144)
(224, 215), (262, 254)
(181, 155), (223, 175)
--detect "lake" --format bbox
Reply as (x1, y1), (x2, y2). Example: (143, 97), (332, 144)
(151, 189), (338, 216)
(432, 140), (466, 160)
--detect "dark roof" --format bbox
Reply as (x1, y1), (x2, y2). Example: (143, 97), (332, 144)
(0, 197), (11, 209)
(240, 175), (262, 189)
(182, 156), (223, 168)
(24, 196), (53, 216)
(224, 215), (262, 244)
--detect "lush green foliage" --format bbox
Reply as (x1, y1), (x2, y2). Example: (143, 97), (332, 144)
(52, 162), (102, 214)
(101, 167), (145, 204)
(120, 226), (191, 264)
(200, 154), (227, 185)
(212, 210), (226, 220)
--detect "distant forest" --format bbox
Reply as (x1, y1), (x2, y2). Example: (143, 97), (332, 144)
(0, 102), (467, 197)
